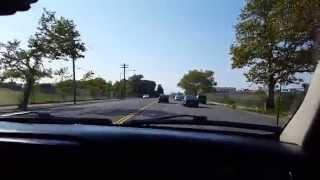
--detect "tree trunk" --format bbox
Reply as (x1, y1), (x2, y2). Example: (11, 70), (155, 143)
(266, 78), (276, 111)
(19, 77), (34, 110)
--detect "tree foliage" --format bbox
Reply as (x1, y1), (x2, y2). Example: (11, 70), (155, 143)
(127, 74), (143, 96)
(81, 71), (94, 81)
(140, 80), (157, 96)
(54, 67), (71, 82)
(0, 9), (86, 110)
(230, 0), (319, 110)
(178, 70), (216, 95)
(34, 9), (86, 61)
(156, 84), (164, 95)
(0, 40), (52, 82)
(110, 74), (157, 98)
(56, 78), (113, 98)
(79, 77), (108, 97)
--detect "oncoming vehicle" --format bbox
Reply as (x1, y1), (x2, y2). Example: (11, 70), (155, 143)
(158, 94), (169, 103)
(183, 95), (199, 107)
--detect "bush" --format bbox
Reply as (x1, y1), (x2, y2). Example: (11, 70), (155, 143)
(222, 95), (235, 105)
(222, 95), (237, 109)
(38, 83), (56, 94)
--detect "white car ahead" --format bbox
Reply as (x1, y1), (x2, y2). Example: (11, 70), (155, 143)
(142, 94), (150, 98)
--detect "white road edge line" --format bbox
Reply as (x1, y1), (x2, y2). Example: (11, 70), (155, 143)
(1, 111), (32, 117)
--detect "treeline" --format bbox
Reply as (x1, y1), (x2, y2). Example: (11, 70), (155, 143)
(0, 74), (164, 100)
(54, 74), (164, 98)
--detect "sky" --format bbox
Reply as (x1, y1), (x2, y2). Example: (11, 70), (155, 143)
(0, 0), (250, 93)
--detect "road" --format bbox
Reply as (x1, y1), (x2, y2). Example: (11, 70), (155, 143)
(7, 98), (279, 126)
(132, 98), (279, 126)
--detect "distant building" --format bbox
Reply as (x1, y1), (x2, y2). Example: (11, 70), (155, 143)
(215, 87), (236, 93)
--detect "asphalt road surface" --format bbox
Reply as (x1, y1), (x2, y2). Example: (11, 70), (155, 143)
(132, 99), (279, 126)
(12, 98), (279, 126)
(38, 98), (156, 121)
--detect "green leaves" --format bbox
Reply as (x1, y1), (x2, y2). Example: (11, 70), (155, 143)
(156, 84), (164, 95)
(81, 71), (94, 81)
(231, 0), (319, 110)
(178, 70), (216, 95)
(231, 0), (318, 86)
(0, 9), (86, 109)
(33, 8), (86, 61)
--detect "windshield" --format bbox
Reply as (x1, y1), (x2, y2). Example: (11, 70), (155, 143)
(0, 0), (318, 134)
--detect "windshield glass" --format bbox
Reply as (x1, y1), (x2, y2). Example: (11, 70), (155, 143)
(0, 0), (318, 133)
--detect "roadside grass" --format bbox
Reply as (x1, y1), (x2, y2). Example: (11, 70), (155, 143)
(30, 93), (106, 104)
(236, 105), (289, 117)
(0, 87), (110, 106)
(208, 100), (289, 119)
(30, 93), (65, 104)
(0, 88), (22, 105)
(206, 91), (304, 119)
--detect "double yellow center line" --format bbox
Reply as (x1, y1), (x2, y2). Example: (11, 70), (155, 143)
(114, 101), (156, 124)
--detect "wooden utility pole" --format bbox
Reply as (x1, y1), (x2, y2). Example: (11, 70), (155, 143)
(120, 63), (129, 98)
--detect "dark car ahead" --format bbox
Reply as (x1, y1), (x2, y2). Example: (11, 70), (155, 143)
(183, 95), (199, 107)
(158, 95), (169, 103)
(197, 95), (207, 104)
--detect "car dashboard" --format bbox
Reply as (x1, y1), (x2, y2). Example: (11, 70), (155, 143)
(0, 121), (313, 179)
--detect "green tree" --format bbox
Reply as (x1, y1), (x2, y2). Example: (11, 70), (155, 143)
(0, 40), (52, 109)
(0, 9), (86, 110)
(112, 81), (122, 98)
(56, 80), (73, 99)
(230, 0), (317, 110)
(104, 81), (113, 97)
(156, 84), (164, 95)
(35, 9), (86, 104)
(35, 9), (86, 61)
(79, 77), (106, 97)
(140, 80), (156, 97)
(178, 70), (216, 95)
(128, 74), (144, 97)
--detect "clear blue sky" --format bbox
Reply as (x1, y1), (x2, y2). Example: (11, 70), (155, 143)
(0, 0), (250, 93)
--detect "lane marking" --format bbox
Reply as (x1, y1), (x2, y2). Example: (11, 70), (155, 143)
(114, 101), (156, 124)
(1, 111), (32, 117)
(115, 113), (135, 124)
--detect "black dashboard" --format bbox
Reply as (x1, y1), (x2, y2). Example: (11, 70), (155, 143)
(0, 121), (313, 179)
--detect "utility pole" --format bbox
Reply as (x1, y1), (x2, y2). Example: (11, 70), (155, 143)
(72, 58), (76, 104)
(119, 72), (123, 98)
(120, 63), (129, 98)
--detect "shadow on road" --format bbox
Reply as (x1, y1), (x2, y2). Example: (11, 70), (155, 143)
(165, 102), (178, 104)
(83, 109), (139, 116)
(198, 106), (210, 109)
(132, 109), (178, 120)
